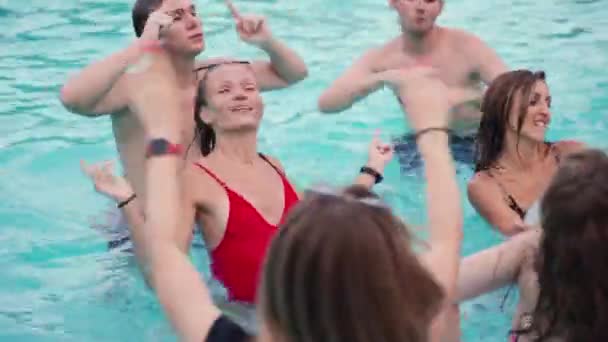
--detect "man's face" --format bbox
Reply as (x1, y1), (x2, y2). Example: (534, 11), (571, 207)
(159, 0), (204, 56)
(390, 0), (443, 34)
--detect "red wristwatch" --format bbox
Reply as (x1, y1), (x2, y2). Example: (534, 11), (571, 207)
(146, 138), (183, 158)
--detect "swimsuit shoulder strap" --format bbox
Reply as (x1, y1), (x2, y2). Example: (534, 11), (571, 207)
(193, 162), (228, 188)
(546, 141), (561, 164)
(487, 170), (526, 219)
(258, 153), (285, 177)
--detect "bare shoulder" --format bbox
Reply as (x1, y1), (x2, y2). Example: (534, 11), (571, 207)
(378, 36), (402, 52)
(181, 161), (225, 207)
(554, 140), (586, 156)
(357, 38), (400, 67)
(445, 27), (493, 58)
(263, 155), (286, 173)
(467, 171), (493, 195)
(446, 27), (485, 45)
(467, 171), (503, 206)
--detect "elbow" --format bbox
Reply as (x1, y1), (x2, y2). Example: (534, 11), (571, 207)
(496, 225), (523, 237)
(59, 84), (85, 115)
(275, 63), (308, 86)
(59, 85), (75, 109)
(292, 65), (308, 83)
(317, 92), (341, 114)
(492, 219), (526, 236)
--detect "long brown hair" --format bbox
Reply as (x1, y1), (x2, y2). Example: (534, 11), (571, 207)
(475, 70), (547, 172)
(532, 149), (608, 341)
(261, 185), (444, 342)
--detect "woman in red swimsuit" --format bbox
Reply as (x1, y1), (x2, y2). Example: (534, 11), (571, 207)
(92, 46), (463, 342)
(82, 61), (393, 321)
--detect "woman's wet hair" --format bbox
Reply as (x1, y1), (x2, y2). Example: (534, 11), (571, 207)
(132, 0), (164, 37)
(261, 185), (444, 342)
(474, 70), (547, 172)
(531, 149), (608, 341)
(193, 77), (216, 156)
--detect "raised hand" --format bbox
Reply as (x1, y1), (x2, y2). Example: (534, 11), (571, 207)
(81, 160), (134, 203)
(225, 0), (273, 47)
(366, 131), (394, 174)
(140, 9), (175, 42)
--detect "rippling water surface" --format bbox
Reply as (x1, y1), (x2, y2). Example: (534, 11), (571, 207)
(0, 0), (606, 340)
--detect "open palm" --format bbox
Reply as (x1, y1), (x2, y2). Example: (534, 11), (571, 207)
(81, 160), (133, 203)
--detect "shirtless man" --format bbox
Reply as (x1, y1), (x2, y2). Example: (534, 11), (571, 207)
(318, 0), (507, 169)
(61, 0), (307, 203)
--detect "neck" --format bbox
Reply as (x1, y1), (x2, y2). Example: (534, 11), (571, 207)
(401, 25), (441, 55)
(213, 130), (259, 164)
(499, 133), (546, 170)
(170, 53), (196, 87)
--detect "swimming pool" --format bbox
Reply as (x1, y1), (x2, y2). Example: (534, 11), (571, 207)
(1, 0), (607, 340)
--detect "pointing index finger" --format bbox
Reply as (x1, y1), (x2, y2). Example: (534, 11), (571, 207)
(224, 0), (241, 20)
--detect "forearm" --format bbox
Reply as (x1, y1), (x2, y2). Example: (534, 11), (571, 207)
(318, 73), (383, 113)
(142, 145), (218, 341)
(60, 44), (138, 114)
(119, 198), (148, 262)
(418, 133), (463, 301)
(260, 37), (308, 84)
(353, 173), (376, 190)
(144, 155), (182, 255)
(456, 230), (539, 301)
(419, 134), (463, 245)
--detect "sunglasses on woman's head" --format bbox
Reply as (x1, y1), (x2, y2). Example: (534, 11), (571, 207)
(194, 60), (251, 79)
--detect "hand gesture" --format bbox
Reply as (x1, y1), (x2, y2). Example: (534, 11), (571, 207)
(377, 65), (438, 91)
(379, 66), (450, 132)
(140, 10), (175, 42)
(81, 160), (134, 203)
(225, 0), (273, 47)
(366, 131), (394, 174)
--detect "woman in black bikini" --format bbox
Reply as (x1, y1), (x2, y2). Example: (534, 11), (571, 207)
(458, 149), (608, 342)
(467, 70), (584, 236)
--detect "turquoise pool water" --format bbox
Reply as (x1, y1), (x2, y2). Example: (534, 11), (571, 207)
(1, 0), (607, 340)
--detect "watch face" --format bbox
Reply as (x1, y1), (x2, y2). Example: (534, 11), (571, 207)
(150, 139), (169, 154)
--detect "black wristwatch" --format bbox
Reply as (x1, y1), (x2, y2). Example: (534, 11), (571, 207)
(360, 166), (383, 184)
(145, 138), (183, 158)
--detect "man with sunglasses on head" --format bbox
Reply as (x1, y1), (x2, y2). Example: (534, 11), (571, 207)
(61, 0), (307, 249)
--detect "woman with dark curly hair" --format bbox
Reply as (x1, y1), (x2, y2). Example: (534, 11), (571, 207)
(467, 70), (584, 235)
(459, 148), (608, 341)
